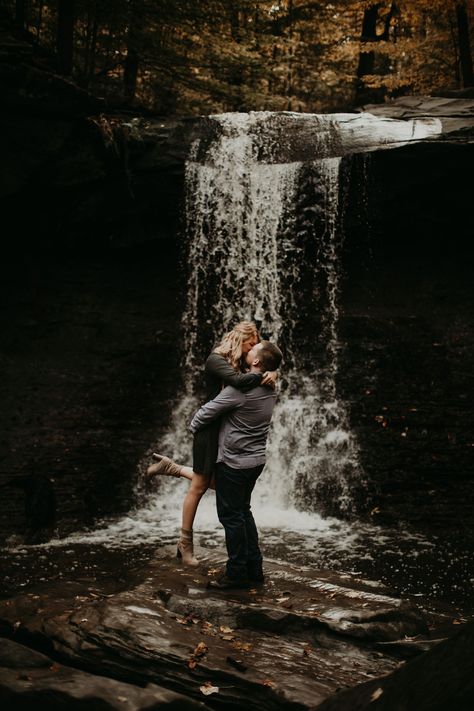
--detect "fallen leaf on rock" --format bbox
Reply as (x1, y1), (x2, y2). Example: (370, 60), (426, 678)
(219, 625), (234, 633)
(194, 641), (208, 657)
(201, 626), (217, 637)
(200, 682), (219, 695)
(187, 640), (209, 669)
(221, 634), (235, 641)
(371, 687), (384, 701)
(261, 678), (276, 687)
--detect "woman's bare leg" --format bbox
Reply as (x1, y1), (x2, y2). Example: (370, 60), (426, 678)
(181, 472), (213, 531)
(178, 466), (194, 482)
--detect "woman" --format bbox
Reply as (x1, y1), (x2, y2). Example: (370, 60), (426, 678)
(147, 321), (276, 566)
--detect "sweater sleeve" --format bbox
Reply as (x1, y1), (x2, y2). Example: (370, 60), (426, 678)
(190, 387), (245, 433)
(205, 353), (261, 391)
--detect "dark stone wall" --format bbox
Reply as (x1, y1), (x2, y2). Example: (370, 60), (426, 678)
(338, 143), (474, 532)
(0, 245), (183, 543)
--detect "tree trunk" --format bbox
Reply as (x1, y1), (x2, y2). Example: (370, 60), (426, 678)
(14, 0), (27, 32)
(36, 1), (44, 43)
(355, 2), (398, 106)
(123, 48), (139, 104)
(357, 3), (380, 79)
(81, 5), (98, 88)
(456, 2), (474, 87)
(56, 0), (75, 76)
(286, 0), (294, 110)
(123, 1), (140, 105)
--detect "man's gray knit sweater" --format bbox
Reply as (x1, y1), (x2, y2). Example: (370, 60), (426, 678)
(189, 384), (277, 469)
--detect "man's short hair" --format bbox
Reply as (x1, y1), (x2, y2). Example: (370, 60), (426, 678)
(258, 340), (283, 371)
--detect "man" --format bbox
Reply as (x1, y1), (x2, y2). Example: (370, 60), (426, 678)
(189, 340), (283, 589)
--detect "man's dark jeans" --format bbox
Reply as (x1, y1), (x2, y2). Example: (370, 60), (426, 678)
(215, 461), (264, 581)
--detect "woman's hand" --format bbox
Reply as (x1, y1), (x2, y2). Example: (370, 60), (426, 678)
(261, 370), (278, 388)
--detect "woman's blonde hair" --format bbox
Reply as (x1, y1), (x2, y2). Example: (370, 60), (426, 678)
(214, 321), (259, 371)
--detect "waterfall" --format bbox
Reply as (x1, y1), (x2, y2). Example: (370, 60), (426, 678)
(161, 111), (364, 516)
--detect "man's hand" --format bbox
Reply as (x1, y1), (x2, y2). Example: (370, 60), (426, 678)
(261, 370), (278, 388)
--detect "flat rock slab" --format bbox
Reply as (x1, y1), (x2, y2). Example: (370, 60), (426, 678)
(358, 95), (474, 136)
(0, 637), (208, 710)
(0, 551), (434, 710)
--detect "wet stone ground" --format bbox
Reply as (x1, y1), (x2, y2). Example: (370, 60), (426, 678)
(1, 539), (473, 710)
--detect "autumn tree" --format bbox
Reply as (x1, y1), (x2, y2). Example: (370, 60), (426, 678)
(2, 0), (473, 113)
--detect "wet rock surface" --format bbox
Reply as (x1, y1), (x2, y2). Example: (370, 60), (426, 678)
(0, 638), (207, 710)
(313, 621), (474, 711)
(0, 550), (443, 710)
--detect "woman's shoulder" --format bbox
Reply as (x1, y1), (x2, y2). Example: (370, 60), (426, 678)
(205, 351), (228, 370)
(206, 351), (224, 364)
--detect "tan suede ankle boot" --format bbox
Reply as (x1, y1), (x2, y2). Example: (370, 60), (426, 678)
(176, 528), (199, 567)
(146, 453), (182, 479)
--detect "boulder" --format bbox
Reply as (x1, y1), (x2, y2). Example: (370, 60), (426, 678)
(313, 621), (474, 711)
(0, 637), (209, 710)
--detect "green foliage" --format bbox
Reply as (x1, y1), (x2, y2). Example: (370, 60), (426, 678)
(4, 0), (474, 113)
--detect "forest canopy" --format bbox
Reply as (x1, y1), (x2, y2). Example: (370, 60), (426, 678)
(3, 0), (474, 114)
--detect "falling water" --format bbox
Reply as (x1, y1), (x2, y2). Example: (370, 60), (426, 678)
(159, 111), (364, 517)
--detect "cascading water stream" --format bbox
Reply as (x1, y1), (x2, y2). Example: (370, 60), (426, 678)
(159, 111), (364, 518)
